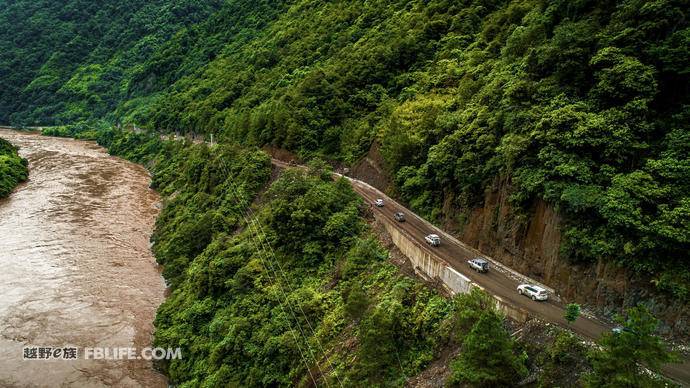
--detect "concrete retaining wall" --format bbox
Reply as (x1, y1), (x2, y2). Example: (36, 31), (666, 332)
(376, 214), (530, 323)
(493, 295), (530, 322)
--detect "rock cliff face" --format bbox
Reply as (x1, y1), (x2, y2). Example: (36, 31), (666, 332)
(449, 177), (689, 337)
(350, 142), (392, 193)
(348, 147), (687, 336)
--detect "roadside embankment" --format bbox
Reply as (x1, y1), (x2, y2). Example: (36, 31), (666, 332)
(376, 212), (531, 323)
(0, 136), (28, 197)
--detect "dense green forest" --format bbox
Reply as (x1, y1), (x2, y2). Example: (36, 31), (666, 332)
(97, 129), (677, 387)
(0, 137), (28, 197)
(0, 0), (224, 124)
(96, 130), (512, 386)
(2, 0), (689, 297)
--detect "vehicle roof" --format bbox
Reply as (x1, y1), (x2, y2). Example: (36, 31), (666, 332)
(472, 258), (488, 263)
(427, 234), (439, 238)
(521, 284), (547, 292)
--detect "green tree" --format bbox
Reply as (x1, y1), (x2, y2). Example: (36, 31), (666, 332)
(565, 303), (581, 325)
(343, 283), (369, 322)
(448, 310), (528, 387)
(450, 287), (497, 337)
(355, 299), (403, 382)
(538, 331), (587, 387)
(584, 306), (679, 387)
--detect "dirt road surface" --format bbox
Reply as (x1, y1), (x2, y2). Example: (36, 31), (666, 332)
(272, 158), (690, 386)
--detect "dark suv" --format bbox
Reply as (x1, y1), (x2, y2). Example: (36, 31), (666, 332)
(394, 212), (405, 222)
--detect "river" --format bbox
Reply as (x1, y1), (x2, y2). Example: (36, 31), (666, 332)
(0, 129), (167, 387)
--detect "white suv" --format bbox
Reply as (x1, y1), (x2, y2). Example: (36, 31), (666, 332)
(517, 284), (548, 301)
(425, 234), (441, 247)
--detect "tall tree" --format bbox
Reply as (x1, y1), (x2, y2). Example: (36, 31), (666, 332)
(584, 306), (679, 387)
(449, 309), (528, 387)
(565, 303), (581, 325)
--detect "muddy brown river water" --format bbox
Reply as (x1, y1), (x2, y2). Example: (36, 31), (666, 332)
(0, 129), (167, 387)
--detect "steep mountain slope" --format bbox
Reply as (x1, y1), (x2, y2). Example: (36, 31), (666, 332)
(97, 129), (601, 387)
(1, 0), (689, 303)
(0, 0), (224, 124)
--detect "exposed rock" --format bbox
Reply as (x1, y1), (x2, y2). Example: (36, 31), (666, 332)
(350, 142), (392, 194)
(445, 176), (689, 338)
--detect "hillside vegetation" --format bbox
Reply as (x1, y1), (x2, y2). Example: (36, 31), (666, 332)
(0, 137), (28, 197)
(96, 129), (532, 386)
(2, 0), (689, 297)
(97, 129), (678, 387)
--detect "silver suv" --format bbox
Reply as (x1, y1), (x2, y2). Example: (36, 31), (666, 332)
(468, 258), (489, 273)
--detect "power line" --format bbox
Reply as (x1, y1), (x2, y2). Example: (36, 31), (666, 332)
(215, 155), (337, 387)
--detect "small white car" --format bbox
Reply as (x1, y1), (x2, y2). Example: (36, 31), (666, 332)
(425, 234), (441, 247)
(374, 199), (384, 207)
(517, 284), (548, 301)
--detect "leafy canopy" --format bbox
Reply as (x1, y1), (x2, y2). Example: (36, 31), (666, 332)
(585, 306), (679, 388)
